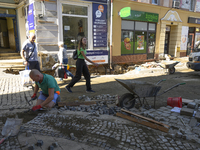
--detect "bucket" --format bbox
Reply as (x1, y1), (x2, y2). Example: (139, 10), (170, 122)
(167, 97), (182, 108)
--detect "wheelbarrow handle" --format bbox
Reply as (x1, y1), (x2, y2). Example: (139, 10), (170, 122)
(157, 83), (186, 96)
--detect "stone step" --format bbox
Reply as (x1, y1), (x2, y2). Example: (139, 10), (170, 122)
(0, 53), (20, 57)
(0, 65), (25, 70)
(0, 56), (22, 60)
(0, 59), (23, 66)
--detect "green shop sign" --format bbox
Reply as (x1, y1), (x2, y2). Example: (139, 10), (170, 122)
(121, 10), (159, 23)
(120, 7), (131, 18)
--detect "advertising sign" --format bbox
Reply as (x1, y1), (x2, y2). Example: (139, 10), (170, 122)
(82, 0), (107, 3)
(122, 10), (159, 23)
(93, 3), (107, 47)
(86, 50), (108, 64)
(27, 3), (35, 31)
(137, 35), (144, 50)
(180, 26), (188, 50)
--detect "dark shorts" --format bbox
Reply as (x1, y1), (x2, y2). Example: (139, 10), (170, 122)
(26, 61), (40, 71)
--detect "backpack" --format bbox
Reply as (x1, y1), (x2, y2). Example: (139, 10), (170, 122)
(72, 49), (81, 60)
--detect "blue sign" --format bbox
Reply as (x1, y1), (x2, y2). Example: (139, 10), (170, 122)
(82, 0), (107, 4)
(27, 3), (35, 31)
(93, 3), (107, 47)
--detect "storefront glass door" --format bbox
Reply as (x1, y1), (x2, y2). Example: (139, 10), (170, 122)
(147, 33), (155, 59)
(134, 31), (147, 54)
(62, 4), (88, 50)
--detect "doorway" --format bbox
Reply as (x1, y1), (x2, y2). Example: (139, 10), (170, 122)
(0, 8), (19, 52)
(164, 26), (170, 54)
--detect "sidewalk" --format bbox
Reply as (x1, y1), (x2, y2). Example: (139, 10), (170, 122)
(1, 65), (200, 150)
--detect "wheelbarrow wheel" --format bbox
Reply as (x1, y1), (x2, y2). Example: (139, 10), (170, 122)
(168, 67), (175, 74)
(119, 93), (136, 109)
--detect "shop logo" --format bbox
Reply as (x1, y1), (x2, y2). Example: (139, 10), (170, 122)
(96, 10), (102, 18)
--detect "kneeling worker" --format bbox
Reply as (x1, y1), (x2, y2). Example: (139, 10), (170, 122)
(29, 69), (61, 111)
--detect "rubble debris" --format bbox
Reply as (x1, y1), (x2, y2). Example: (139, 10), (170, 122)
(49, 145), (54, 150)
(36, 140), (43, 147)
(26, 130), (32, 137)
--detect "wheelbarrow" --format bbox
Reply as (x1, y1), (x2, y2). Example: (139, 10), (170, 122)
(159, 61), (180, 74)
(115, 79), (185, 109)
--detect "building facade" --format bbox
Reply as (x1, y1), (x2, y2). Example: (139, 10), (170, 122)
(111, 0), (200, 64)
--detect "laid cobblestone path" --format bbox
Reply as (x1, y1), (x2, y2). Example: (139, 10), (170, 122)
(0, 77), (34, 110)
(0, 70), (200, 150)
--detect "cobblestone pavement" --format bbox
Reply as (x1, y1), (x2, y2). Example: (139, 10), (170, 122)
(0, 69), (200, 150)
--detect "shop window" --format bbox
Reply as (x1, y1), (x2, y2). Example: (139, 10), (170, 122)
(135, 22), (147, 30)
(121, 20), (156, 56)
(121, 31), (134, 54)
(62, 4), (87, 16)
(122, 20), (134, 30)
(149, 23), (156, 31)
(62, 4), (88, 50)
(63, 16), (88, 49)
(190, 0), (195, 11)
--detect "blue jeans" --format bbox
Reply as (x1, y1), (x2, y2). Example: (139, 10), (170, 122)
(63, 58), (74, 78)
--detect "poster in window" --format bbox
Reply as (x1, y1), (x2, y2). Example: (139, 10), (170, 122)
(180, 0), (190, 9)
(137, 35), (144, 50)
(196, 0), (200, 12)
(180, 26), (188, 50)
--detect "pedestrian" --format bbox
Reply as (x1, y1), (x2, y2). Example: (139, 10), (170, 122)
(57, 42), (74, 81)
(65, 37), (99, 93)
(21, 32), (40, 71)
(29, 69), (61, 111)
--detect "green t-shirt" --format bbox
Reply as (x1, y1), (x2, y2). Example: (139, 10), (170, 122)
(78, 47), (87, 59)
(35, 74), (60, 95)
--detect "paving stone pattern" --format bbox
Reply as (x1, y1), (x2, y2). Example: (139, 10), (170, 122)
(0, 77), (34, 110)
(1, 73), (200, 149)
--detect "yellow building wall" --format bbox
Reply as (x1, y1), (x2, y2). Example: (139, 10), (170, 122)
(113, 0), (200, 57)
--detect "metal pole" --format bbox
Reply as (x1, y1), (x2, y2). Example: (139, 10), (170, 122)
(110, 0), (113, 69)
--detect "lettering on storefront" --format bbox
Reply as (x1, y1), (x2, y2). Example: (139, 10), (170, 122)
(121, 10), (158, 23)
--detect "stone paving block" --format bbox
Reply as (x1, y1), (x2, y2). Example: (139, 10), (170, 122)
(187, 102), (196, 109)
(195, 111), (200, 122)
(180, 108), (194, 117)
(189, 117), (197, 127)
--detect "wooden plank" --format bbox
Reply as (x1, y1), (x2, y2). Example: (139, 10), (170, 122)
(182, 98), (194, 104)
(121, 109), (170, 128)
(116, 112), (169, 133)
(58, 101), (96, 107)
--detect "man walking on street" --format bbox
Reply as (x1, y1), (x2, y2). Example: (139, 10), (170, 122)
(29, 69), (61, 111)
(21, 32), (40, 71)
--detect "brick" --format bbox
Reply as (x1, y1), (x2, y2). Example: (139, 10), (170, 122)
(195, 112), (200, 122)
(180, 108), (194, 117)
(189, 118), (197, 127)
(187, 102), (196, 109)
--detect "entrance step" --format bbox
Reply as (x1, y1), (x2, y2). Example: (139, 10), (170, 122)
(0, 52), (20, 57)
(0, 56), (22, 60)
(0, 59), (25, 70)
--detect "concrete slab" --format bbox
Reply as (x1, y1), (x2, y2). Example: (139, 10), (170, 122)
(180, 108), (194, 117)
(187, 102), (196, 109)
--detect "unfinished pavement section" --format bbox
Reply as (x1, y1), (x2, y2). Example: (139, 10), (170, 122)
(1, 63), (200, 150)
